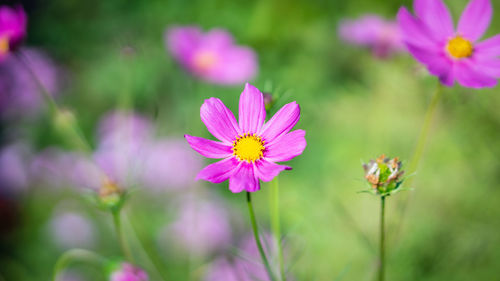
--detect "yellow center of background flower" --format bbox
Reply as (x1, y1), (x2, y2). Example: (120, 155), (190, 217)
(0, 36), (9, 54)
(193, 50), (217, 71)
(233, 133), (265, 163)
(446, 36), (473, 59)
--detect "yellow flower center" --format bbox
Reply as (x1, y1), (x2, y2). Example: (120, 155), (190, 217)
(0, 36), (9, 55)
(232, 133), (265, 163)
(446, 36), (473, 59)
(193, 50), (217, 71)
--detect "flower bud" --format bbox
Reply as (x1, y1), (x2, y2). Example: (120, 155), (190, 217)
(363, 154), (404, 196)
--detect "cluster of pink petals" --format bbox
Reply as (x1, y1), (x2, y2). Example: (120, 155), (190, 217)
(185, 83), (306, 193)
(397, 0), (500, 88)
(31, 111), (201, 193)
(0, 5), (27, 61)
(110, 263), (148, 281)
(338, 15), (405, 58)
(166, 26), (257, 85)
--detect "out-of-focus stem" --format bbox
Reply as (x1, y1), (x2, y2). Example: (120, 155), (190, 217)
(52, 249), (105, 281)
(378, 196), (386, 281)
(15, 51), (91, 153)
(406, 81), (444, 187)
(395, 81), (443, 242)
(112, 209), (134, 262)
(270, 177), (285, 280)
(247, 192), (276, 281)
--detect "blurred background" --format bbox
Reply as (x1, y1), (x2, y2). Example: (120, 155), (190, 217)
(1, 0), (500, 280)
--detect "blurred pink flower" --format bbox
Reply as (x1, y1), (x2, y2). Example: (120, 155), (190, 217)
(49, 210), (95, 249)
(110, 263), (148, 281)
(0, 142), (32, 195)
(0, 48), (61, 119)
(185, 83), (306, 193)
(0, 5), (26, 61)
(141, 139), (202, 191)
(397, 0), (500, 88)
(166, 26), (257, 85)
(163, 196), (232, 256)
(338, 15), (404, 58)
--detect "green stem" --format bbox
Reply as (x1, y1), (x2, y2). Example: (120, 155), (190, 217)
(378, 196), (386, 281)
(247, 192), (276, 281)
(112, 209), (134, 262)
(406, 81), (444, 186)
(270, 177), (285, 281)
(52, 249), (105, 281)
(394, 81), (443, 243)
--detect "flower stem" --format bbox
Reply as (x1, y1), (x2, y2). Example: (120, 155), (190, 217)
(247, 192), (276, 281)
(270, 177), (286, 281)
(394, 81), (443, 241)
(378, 196), (386, 281)
(52, 249), (105, 281)
(112, 209), (134, 262)
(406, 81), (444, 187)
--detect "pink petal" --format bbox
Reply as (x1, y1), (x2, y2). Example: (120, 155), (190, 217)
(196, 157), (239, 183)
(397, 7), (439, 48)
(206, 46), (258, 85)
(265, 129), (307, 162)
(413, 0), (454, 39)
(457, 0), (492, 42)
(455, 60), (498, 88)
(475, 34), (500, 59)
(474, 59), (500, 77)
(238, 83), (266, 134)
(254, 159), (291, 182)
(185, 135), (233, 158)
(228, 163), (259, 193)
(406, 43), (455, 86)
(259, 102), (300, 142)
(200, 97), (240, 144)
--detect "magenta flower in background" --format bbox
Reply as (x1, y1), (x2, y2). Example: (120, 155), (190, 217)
(166, 26), (257, 85)
(110, 263), (148, 281)
(30, 148), (78, 189)
(161, 196), (232, 256)
(185, 83), (306, 193)
(338, 15), (404, 58)
(0, 48), (61, 119)
(397, 0), (500, 88)
(0, 5), (26, 61)
(49, 209), (95, 249)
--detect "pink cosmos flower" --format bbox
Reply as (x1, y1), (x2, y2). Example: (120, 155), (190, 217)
(166, 26), (257, 85)
(185, 83), (306, 193)
(397, 0), (500, 88)
(338, 15), (404, 58)
(110, 263), (148, 281)
(0, 5), (26, 61)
